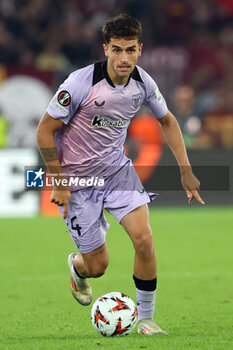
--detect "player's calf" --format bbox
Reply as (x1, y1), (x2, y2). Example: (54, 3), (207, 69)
(86, 261), (108, 278)
(76, 243), (109, 278)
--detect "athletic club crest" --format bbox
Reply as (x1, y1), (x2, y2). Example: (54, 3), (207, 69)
(132, 93), (142, 108)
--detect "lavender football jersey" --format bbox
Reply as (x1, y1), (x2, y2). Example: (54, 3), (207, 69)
(47, 61), (168, 179)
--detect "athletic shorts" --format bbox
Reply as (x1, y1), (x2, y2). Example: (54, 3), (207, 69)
(59, 161), (157, 254)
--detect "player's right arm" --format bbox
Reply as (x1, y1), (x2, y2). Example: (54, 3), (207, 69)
(36, 112), (70, 219)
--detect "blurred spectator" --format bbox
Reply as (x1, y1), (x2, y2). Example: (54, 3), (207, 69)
(35, 40), (70, 71)
(0, 20), (17, 63)
(61, 15), (96, 67)
(172, 85), (201, 148)
(196, 84), (233, 148)
(159, 0), (192, 45)
(0, 0), (233, 149)
(0, 0), (233, 69)
(197, 114), (233, 149)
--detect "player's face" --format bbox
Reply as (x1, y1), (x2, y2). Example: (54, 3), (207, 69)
(103, 37), (143, 85)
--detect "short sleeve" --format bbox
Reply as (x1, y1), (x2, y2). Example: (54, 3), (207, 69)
(140, 69), (168, 119)
(47, 66), (93, 124)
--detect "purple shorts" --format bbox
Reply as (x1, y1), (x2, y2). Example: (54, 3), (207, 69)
(59, 162), (157, 254)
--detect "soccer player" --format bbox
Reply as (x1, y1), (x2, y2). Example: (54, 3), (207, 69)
(37, 14), (205, 335)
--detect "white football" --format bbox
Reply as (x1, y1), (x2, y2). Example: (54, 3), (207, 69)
(91, 292), (138, 337)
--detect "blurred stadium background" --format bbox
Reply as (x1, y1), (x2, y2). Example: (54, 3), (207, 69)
(0, 0), (232, 217)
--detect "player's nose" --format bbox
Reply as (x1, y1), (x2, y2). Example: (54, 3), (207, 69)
(120, 51), (128, 62)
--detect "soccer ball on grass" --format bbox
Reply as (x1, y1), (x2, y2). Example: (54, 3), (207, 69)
(91, 292), (138, 337)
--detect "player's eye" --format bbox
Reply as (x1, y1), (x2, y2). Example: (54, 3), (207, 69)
(113, 48), (120, 53)
(127, 48), (136, 53)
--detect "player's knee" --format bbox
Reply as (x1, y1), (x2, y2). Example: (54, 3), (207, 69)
(133, 226), (154, 258)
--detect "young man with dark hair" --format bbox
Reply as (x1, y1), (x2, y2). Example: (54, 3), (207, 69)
(37, 14), (204, 335)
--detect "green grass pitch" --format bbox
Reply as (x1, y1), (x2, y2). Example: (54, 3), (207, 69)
(0, 206), (232, 350)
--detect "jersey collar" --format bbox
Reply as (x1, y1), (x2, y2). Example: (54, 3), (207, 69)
(102, 61), (141, 88)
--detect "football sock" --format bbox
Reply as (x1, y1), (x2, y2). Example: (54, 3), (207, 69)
(72, 263), (89, 288)
(133, 275), (157, 320)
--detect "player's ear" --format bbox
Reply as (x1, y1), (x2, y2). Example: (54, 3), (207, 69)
(138, 43), (143, 57)
(103, 43), (109, 57)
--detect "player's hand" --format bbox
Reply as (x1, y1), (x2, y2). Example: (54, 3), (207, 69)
(50, 188), (71, 219)
(181, 169), (205, 205)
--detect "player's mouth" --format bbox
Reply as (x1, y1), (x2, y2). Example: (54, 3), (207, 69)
(118, 65), (131, 72)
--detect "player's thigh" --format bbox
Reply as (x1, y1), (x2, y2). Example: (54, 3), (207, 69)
(121, 203), (150, 236)
(59, 189), (110, 255)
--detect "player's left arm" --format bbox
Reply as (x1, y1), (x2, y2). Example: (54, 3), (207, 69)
(158, 110), (205, 205)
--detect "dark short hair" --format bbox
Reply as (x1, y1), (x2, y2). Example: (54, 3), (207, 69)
(102, 14), (142, 44)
